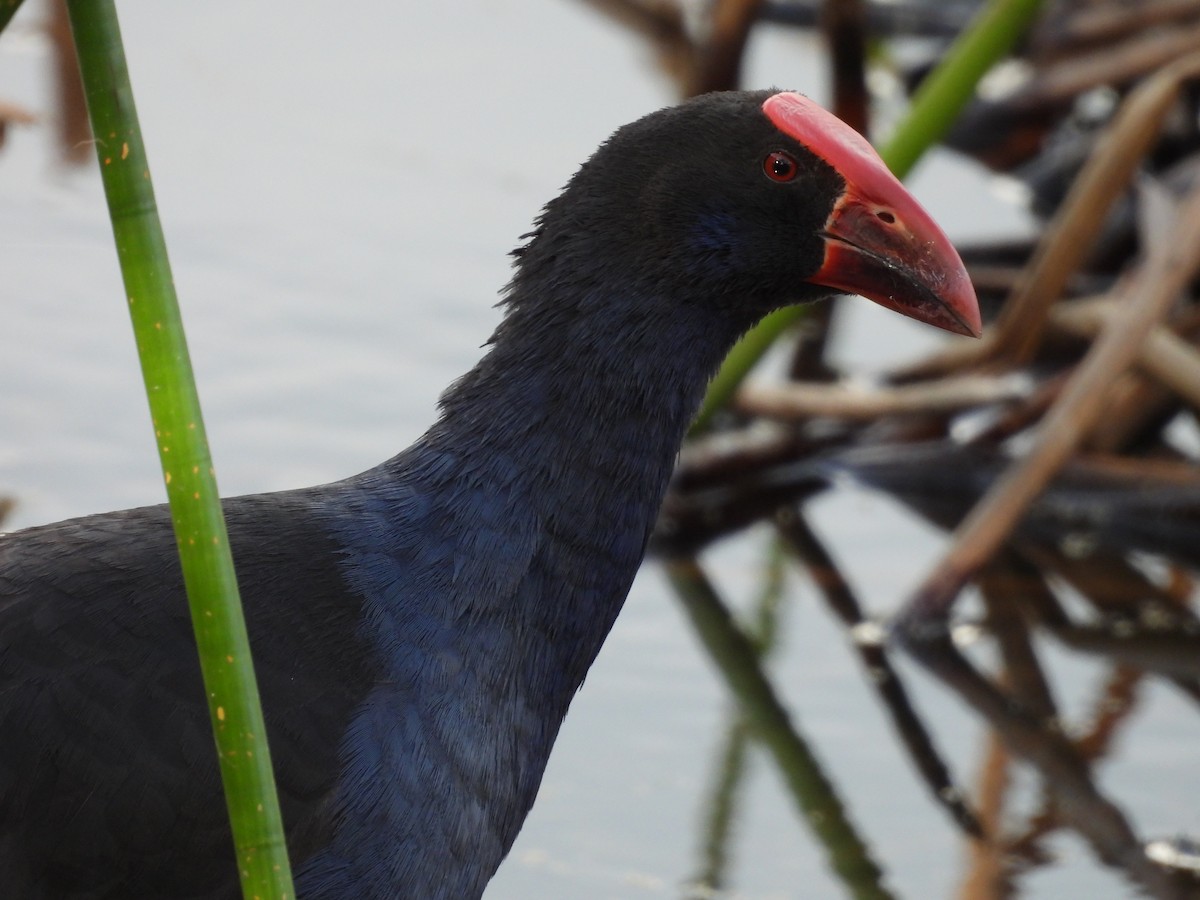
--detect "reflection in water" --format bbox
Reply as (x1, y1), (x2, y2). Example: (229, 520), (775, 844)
(662, 445), (1200, 898)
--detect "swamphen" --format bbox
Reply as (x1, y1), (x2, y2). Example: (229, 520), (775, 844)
(0, 90), (980, 898)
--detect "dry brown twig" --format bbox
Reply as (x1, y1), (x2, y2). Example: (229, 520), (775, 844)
(901, 52), (1200, 383)
(736, 374), (1030, 421)
(985, 54), (1188, 367)
(1036, 0), (1200, 58)
(907, 192), (1200, 617)
(1019, 20), (1200, 107)
(902, 53), (1200, 623)
(1052, 297), (1200, 408)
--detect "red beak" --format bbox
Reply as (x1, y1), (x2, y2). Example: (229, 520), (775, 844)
(764, 93), (982, 338)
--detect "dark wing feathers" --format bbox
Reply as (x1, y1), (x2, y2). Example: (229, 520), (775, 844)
(0, 491), (378, 898)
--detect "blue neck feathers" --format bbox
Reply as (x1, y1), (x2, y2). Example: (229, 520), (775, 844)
(303, 242), (755, 899)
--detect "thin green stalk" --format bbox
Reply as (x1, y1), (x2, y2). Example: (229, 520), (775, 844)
(882, 0), (1043, 178)
(691, 0), (1045, 432)
(64, 3), (294, 897)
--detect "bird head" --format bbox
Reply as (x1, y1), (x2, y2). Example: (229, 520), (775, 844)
(501, 91), (979, 345)
(758, 91), (980, 336)
(519, 90), (980, 340)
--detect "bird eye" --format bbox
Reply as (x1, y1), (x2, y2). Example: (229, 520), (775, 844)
(763, 150), (798, 183)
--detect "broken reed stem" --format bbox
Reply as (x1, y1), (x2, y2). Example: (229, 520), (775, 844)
(1052, 298), (1200, 408)
(987, 50), (1200, 366)
(736, 374), (1029, 421)
(903, 174), (1200, 620)
(898, 50), (1200, 382)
